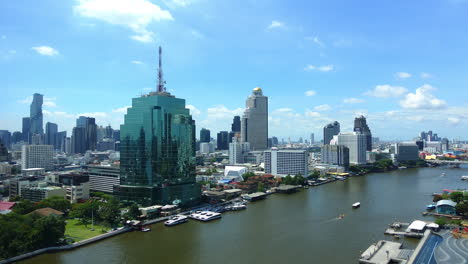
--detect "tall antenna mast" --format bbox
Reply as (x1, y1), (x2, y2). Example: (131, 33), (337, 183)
(157, 46), (166, 93)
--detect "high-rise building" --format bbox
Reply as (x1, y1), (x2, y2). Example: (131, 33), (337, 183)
(71, 127), (86, 154)
(229, 137), (250, 164)
(231, 116), (241, 133)
(116, 46), (200, 207)
(112, 130), (120, 141)
(105, 125), (113, 138)
(86, 164), (120, 193)
(0, 130), (11, 149)
(30, 93), (44, 135)
(354, 115), (372, 151)
(21, 144), (53, 170)
(76, 116), (87, 128)
(12, 131), (22, 144)
(241, 87), (268, 150)
(310, 133), (315, 145)
(217, 131), (229, 150)
(272, 136), (278, 146)
(0, 138), (9, 162)
(395, 142), (419, 162)
(85, 117), (97, 151)
(45, 122), (58, 149)
(264, 148), (308, 177)
(22, 117), (31, 143)
(200, 142), (214, 154)
(323, 121), (340, 145)
(200, 128), (210, 143)
(321, 145), (349, 169)
(336, 132), (367, 165)
(57, 131), (67, 151)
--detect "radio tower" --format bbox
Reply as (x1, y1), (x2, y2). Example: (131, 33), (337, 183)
(157, 46), (166, 93)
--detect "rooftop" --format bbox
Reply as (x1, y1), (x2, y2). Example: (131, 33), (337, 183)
(33, 207), (64, 217)
(436, 200), (457, 207)
(0, 202), (16, 211)
(408, 220), (426, 231)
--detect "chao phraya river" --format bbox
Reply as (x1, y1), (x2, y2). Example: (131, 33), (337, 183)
(23, 166), (467, 264)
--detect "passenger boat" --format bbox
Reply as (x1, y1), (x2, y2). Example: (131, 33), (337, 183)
(141, 226), (151, 232)
(164, 214), (188, 227)
(461, 176), (468, 181)
(230, 203), (247, 211)
(352, 202), (361, 208)
(426, 204), (436, 210)
(189, 211), (222, 222)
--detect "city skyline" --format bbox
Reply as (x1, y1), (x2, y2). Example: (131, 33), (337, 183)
(1, 0), (468, 140)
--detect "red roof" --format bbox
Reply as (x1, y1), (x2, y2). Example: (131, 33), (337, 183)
(0, 202), (16, 211)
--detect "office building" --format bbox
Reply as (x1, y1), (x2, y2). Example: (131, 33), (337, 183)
(21, 186), (65, 202)
(71, 127), (86, 154)
(97, 138), (116, 151)
(0, 130), (11, 149)
(310, 133), (315, 145)
(86, 165), (120, 193)
(31, 134), (44, 145)
(112, 130), (120, 141)
(59, 173), (90, 203)
(217, 131), (229, 150)
(395, 142), (419, 162)
(0, 139), (8, 162)
(57, 131), (67, 152)
(229, 137), (250, 164)
(21, 145), (53, 170)
(200, 128), (211, 143)
(45, 122), (58, 149)
(200, 142), (214, 154)
(354, 115), (372, 151)
(336, 132), (367, 165)
(30, 93), (44, 135)
(76, 116), (87, 128)
(264, 148), (308, 177)
(12, 131), (22, 144)
(22, 117), (31, 143)
(323, 121), (340, 145)
(241, 87), (268, 150)
(85, 117), (97, 151)
(231, 116), (241, 133)
(116, 46), (200, 207)
(321, 144), (350, 169)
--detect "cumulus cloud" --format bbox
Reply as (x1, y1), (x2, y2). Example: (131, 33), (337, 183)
(165, 0), (192, 7)
(267, 20), (285, 29)
(421, 72), (432, 79)
(131, 60), (143, 64)
(206, 105), (243, 119)
(32, 46), (59, 56)
(74, 0), (173, 43)
(314, 104), (331, 111)
(306, 36), (325, 47)
(305, 110), (321, 118)
(364, 84), (408, 98)
(112, 106), (130, 113)
(448, 117), (460, 125)
(399, 84), (446, 110)
(304, 90), (316, 96)
(304, 64), (334, 72)
(18, 96), (57, 107)
(76, 112), (108, 118)
(395, 72), (411, 79)
(190, 30), (204, 39)
(343, 98), (365, 104)
(186, 104), (201, 116)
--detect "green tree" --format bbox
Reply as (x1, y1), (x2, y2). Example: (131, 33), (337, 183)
(293, 174), (306, 185)
(308, 170), (320, 180)
(242, 172), (255, 182)
(127, 203), (140, 220)
(449, 192), (464, 203)
(257, 182), (265, 192)
(282, 174), (293, 185)
(455, 201), (468, 216)
(434, 217), (447, 226)
(98, 198), (120, 227)
(12, 199), (36, 215)
(37, 196), (71, 212)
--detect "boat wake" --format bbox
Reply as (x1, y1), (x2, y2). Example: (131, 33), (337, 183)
(322, 214), (345, 223)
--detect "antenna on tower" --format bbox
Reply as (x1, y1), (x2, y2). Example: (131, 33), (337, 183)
(157, 46), (166, 93)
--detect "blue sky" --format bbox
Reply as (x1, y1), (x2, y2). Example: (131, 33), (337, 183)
(1, 0), (467, 141)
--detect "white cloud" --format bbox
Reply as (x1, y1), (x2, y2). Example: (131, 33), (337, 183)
(74, 0), (173, 43)
(306, 36), (325, 47)
(166, 0), (192, 7)
(112, 106), (130, 113)
(305, 110), (321, 118)
(76, 112), (108, 118)
(32, 46), (59, 56)
(131, 60), (143, 64)
(186, 104), (201, 116)
(17, 96), (57, 107)
(421, 72), (432, 79)
(43, 111), (75, 119)
(399, 84), (446, 110)
(274, 108), (293, 113)
(304, 64), (334, 72)
(1, 35), (6, 40)
(304, 90), (317, 96)
(365, 84), (408, 98)
(343, 98), (365, 104)
(267, 20), (284, 29)
(448, 117), (460, 125)
(314, 104), (331, 111)
(206, 105), (243, 119)
(190, 29), (204, 39)
(395, 72), (411, 79)
(43, 101), (57, 108)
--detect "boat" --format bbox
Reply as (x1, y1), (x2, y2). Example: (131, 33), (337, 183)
(141, 226), (151, 232)
(394, 235), (401, 239)
(189, 211), (222, 222)
(164, 214), (188, 227)
(398, 166), (407, 170)
(426, 204), (436, 210)
(338, 214), (345, 219)
(227, 203), (247, 211)
(352, 202), (361, 208)
(461, 176), (468, 181)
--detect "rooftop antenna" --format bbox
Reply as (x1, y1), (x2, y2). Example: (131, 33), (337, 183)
(157, 46), (166, 93)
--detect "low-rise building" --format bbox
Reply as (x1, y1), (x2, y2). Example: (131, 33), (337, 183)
(86, 164), (120, 193)
(21, 186), (66, 202)
(395, 142), (419, 162)
(436, 200), (457, 215)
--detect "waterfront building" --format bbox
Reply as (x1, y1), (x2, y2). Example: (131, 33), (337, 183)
(441, 138), (449, 152)
(30, 93), (44, 135)
(22, 117), (31, 143)
(354, 115), (372, 151)
(200, 128), (211, 143)
(0, 130), (11, 149)
(241, 87), (268, 151)
(21, 186), (65, 202)
(21, 145), (53, 171)
(231, 116), (241, 133)
(229, 137), (250, 164)
(45, 122), (58, 149)
(224, 166), (247, 182)
(424, 141), (442, 153)
(435, 200), (456, 215)
(321, 144), (349, 169)
(395, 142), (419, 162)
(323, 121), (340, 145)
(86, 164), (120, 193)
(336, 132), (367, 165)
(264, 148), (308, 177)
(216, 131), (229, 150)
(200, 142), (214, 154)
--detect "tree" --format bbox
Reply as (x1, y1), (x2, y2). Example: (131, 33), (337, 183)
(98, 198), (120, 227)
(282, 175), (293, 185)
(293, 174), (306, 185)
(127, 203), (140, 220)
(242, 172), (255, 182)
(449, 192), (464, 203)
(434, 217), (447, 226)
(12, 199), (36, 215)
(257, 182), (265, 193)
(308, 170), (320, 180)
(37, 196), (71, 212)
(455, 201), (468, 216)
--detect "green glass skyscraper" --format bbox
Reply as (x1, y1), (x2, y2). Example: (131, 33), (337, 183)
(116, 47), (200, 207)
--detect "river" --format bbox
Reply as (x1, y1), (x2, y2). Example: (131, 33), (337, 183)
(22, 166), (468, 264)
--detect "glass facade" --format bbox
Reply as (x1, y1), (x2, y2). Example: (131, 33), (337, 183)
(116, 93), (200, 207)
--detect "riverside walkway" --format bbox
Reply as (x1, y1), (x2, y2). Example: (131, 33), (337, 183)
(434, 230), (468, 264)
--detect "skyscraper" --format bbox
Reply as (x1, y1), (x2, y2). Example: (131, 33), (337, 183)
(310, 133), (315, 145)
(116, 46), (200, 207)
(30, 93), (44, 135)
(71, 127), (86, 154)
(323, 121), (340, 145)
(0, 130), (11, 149)
(22, 117), (31, 143)
(231, 116), (241, 133)
(200, 128), (210, 143)
(353, 115), (372, 151)
(57, 131), (67, 152)
(336, 132), (367, 165)
(241, 87), (268, 150)
(76, 116), (87, 128)
(45, 122), (58, 149)
(12, 131), (22, 144)
(85, 117), (97, 151)
(216, 131), (229, 150)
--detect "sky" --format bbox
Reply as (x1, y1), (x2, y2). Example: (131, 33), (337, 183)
(1, 0), (467, 141)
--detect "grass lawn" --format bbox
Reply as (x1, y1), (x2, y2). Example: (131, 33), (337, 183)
(65, 219), (110, 242)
